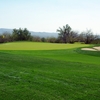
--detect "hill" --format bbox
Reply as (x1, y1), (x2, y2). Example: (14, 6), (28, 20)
(0, 28), (58, 38)
(0, 28), (13, 34)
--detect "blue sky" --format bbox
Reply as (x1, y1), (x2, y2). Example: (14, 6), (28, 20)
(1, 0), (100, 34)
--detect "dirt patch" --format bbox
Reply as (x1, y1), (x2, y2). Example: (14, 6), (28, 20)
(81, 46), (100, 51)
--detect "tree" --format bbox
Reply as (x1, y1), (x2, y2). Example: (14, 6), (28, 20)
(0, 35), (4, 43)
(41, 37), (46, 42)
(12, 28), (19, 41)
(23, 28), (31, 40)
(0, 32), (13, 43)
(68, 31), (78, 43)
(57, 24), (72, 43)
(12, 28), (31, 41)
(31, 36), (41, 42)
(57, 24), (78, 43)
(79, 29), (96, 44)
(2, 32), (12, 42)
(46, 37), (57, 43)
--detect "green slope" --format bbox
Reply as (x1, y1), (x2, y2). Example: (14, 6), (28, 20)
(0, 42), (100, 100)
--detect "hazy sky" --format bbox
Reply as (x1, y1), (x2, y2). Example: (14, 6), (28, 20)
(1, 0), (100, 34)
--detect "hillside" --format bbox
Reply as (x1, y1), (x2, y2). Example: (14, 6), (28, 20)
(0, 28), (13, 34)
(0, 28), (58, 38)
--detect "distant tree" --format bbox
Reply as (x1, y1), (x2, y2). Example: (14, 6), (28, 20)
(57, 24), (79, 43)
(57, 24), (72, 43)
(78, 33), (85, 42)
(12, 28), (31, 41)
(12, 29), (19, 41)
(91, 39), (100, 44)
(46, 37), (57, 43)
(31, 36), (41, 42)
(41, 37), (46, 42)
(23, 28), (31, 40)
(55, 38), (63, 43)
(68, 31), (78, 43)
(0, 32), (13, 43)
(0, 35), (4, 43)
(2, 32), (13, 42)
(90, 35), (100, 44)
(79, 29), (97, 44)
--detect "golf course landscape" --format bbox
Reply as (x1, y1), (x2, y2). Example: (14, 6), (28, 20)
(0, 42), (100, 100)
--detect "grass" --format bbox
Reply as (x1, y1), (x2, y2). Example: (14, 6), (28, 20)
(0, 42), (100, 100)
(0, 41), (90, 50)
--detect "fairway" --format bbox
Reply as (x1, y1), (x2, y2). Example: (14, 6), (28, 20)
(0, 42), (100, 100)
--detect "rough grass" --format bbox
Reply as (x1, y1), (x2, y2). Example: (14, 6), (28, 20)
(0, 42), (100, 100)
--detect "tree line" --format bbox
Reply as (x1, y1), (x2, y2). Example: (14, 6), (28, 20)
(57, 24), (100, 44)
(0, 25), (100, 44)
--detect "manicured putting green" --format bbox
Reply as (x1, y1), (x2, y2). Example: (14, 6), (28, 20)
(0, 42), (90, 50)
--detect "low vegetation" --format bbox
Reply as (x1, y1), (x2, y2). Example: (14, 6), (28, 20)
(0, 42), (100, 100)
(0, 24), (100, 44)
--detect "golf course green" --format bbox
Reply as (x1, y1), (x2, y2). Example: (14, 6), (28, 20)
(0, 41), (90, 50)
(0, 42), (100, 100)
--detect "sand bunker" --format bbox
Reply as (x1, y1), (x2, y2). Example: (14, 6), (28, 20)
(81, 46), (100, 51)
(93, 47), (100, 51)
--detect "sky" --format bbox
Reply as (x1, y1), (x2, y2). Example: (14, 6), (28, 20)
(0, 0), (100, 34)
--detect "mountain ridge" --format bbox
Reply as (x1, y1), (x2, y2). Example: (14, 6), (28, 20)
(0, 28), (58, 38)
